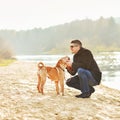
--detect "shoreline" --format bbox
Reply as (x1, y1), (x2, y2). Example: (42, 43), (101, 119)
(0, 61), (120, 120)
(102, 81), (120, 91)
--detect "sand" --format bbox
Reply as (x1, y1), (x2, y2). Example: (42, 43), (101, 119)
(0, 61), (120, 120)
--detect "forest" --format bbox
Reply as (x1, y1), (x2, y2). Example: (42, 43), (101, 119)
(0, 17), (120, 57)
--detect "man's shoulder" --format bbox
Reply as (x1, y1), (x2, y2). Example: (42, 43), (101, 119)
(81, 47), (92, 54)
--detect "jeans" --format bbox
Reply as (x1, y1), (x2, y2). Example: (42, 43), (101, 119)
(66, 68), (98, 93)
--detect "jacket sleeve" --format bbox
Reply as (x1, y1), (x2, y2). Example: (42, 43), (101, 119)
(66, 66), (76, 75)
(72, 50), (93, 71)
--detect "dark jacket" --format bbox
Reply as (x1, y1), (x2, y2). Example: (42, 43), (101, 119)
(67, 47), (102, 84)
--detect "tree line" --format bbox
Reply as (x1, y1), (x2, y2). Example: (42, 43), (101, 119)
(0, 17), (120, 57)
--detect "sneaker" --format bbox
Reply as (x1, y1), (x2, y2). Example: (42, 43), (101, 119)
(89, 86), (95, 94)
(75, 92), (91, 98)
(75, 87), (95, 98)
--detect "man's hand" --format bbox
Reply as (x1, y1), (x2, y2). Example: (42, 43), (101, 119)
(66, 61), (72, 67)
(66, 61), (73, 72)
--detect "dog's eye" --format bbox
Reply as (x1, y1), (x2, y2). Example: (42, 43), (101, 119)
(68, 57), (70, 60)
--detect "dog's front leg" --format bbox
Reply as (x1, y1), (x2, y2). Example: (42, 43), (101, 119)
(60, 79), (64, 96)
(55, 81), (59, 95)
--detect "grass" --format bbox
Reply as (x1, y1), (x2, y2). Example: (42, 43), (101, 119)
(0, 59), (16, 66)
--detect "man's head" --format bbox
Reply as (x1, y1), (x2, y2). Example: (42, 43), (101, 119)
(70, 39), (82, 54)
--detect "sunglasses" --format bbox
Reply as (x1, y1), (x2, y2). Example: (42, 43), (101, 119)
(70, 45), (78, 48)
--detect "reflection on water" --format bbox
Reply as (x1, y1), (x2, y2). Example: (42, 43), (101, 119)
(95, 52), (120, 90)
(15, 52), (120, 90)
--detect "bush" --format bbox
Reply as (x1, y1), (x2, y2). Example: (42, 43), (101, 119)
(0, 38), (13, 59)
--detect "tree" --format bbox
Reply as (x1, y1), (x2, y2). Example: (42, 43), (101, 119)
(0, 38), (13, 59)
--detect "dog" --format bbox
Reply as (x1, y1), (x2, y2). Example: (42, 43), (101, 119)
(37, 56), (70, 96)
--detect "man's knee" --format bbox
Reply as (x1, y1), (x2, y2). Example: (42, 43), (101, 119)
(77, 68), (86, 76)
(66, 78), (72, 86)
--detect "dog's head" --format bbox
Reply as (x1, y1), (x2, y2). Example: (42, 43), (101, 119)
(62, 56), (70, 62)
(56, 56), (70, 70)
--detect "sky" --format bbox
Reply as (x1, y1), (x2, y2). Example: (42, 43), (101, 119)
(0, 0), (120, 31)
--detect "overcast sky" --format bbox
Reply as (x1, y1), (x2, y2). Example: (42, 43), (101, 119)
(0, 0), (120, 30)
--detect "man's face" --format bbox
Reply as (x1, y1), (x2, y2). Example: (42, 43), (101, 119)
(70, 43), (80, 54)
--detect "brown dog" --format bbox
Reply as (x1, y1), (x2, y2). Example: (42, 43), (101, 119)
(37, 56), (70, 95)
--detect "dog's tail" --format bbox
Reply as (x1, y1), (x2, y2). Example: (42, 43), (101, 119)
(38, 62), (45, 69)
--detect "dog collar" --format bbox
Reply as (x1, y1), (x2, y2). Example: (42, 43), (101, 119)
(58, 66), (65, 72)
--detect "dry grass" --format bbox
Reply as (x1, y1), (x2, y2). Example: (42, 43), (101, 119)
(0, 59), (16, 66)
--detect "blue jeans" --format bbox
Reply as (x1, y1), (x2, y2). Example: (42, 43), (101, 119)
(66, 68), (98, 93)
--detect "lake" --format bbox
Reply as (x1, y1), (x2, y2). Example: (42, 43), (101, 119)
(15, 52), (120, 90)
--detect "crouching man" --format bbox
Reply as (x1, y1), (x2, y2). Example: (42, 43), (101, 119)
(66, 39), (102, 98)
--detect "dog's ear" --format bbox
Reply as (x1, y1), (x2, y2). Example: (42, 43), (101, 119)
(56, 59), (62, 67)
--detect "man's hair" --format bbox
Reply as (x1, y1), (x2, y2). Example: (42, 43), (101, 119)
(71, 39), (82, 47)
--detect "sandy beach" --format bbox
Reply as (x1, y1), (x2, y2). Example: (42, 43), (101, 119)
(0, 61), (120, 120)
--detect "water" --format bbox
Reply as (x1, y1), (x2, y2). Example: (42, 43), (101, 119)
(15, 52), (120, 90)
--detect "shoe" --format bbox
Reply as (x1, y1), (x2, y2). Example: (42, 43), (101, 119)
(75, 92), (91, 98)
(89, 86), (95, 94)
(75, 87), (95, 98)
(75, 94), (82, 97)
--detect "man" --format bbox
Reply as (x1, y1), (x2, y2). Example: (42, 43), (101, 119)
(66, 39), (102, 98)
